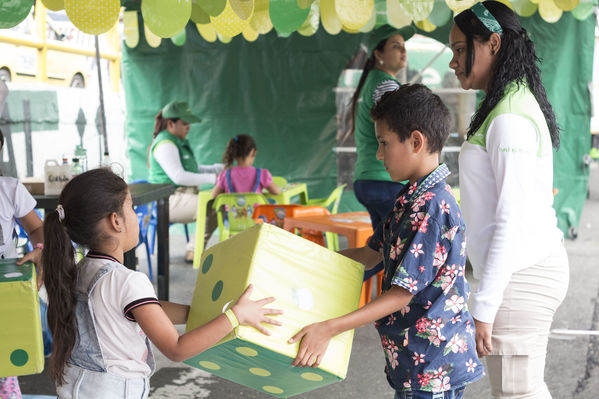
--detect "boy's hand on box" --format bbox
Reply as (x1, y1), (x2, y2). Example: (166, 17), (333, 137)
(289, 321), (334, 368)
(232, 284), (283, 336)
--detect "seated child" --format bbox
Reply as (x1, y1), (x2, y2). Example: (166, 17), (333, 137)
(289, 84), (483, 398)
(212, 135), (280, 197)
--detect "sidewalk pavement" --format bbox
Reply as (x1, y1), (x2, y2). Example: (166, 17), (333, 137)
(19, 163), (599, 398)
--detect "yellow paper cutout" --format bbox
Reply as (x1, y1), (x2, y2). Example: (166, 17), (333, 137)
(414, 18), (436, 32)
(298, 3), (320, 36)
(553, 0), (580, 11)
(320, 0), (343, 34)
(249, 0), (273, 33)
(386, 0), (412, 28)
(144, 24), (162, 47)
(42, 0), (65, 11)
(335, 0), (374, 31)
(196, 22), (218, 42)
(231, 0), (254, 20)
(211, 1), (250, 37)
(538, 0), (563, 22)
(399, 0), (434, 22)
(64, 0), (119, 35)
(123, 10), (139, 48)
(242, 24), (259, 41)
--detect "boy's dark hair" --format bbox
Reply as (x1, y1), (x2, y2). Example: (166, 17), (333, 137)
(222, 134), (257, 168)
(370, 84), (451, 154)
(42, 168), (129, 384)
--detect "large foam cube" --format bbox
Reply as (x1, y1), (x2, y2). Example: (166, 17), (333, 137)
(184, 223), (364, 398)
(0, 259), (43, 378)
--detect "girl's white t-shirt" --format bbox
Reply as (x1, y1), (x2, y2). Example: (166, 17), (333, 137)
(77, 255), (159, 378)
(0, 177), (36, 259)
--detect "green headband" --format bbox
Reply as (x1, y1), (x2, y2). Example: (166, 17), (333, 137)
(471, 3), (503, 36)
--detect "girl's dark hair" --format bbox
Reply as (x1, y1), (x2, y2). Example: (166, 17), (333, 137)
(455, 1), (560, 148)
(349, 39), (388, 135)
(148, 111), (180, 164)
(152, 110), (179, 139)
(42, 168), (129, 384)
(222, 134), (257, 168)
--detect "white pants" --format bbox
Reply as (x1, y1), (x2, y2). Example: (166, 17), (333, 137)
(486, 245), (569, 398)
(168, 187), (217, 252)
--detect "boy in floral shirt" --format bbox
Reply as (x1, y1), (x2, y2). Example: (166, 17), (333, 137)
(290, 84), (483, 399)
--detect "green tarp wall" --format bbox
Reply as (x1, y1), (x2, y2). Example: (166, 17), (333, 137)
(122, 11), (594, 236)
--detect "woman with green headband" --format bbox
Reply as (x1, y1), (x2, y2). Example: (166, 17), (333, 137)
(449, 2), (568, 397)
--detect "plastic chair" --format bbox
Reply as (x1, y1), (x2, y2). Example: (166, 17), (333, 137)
(305, 183), (346, 213)
(305, 183), (347, 250)
(134, 201), (157, 281)
(213, 193), (268, 241)
(252, 204), (303, 228)
(192, 190), (213, 268)
(271, 176), (288, 188)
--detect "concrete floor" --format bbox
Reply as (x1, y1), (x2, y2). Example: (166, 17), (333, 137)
(19, 162), (599, 398)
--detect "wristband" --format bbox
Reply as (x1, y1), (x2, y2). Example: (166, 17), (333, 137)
(35, 243), (44, 250)
(224, 309), (239, 329)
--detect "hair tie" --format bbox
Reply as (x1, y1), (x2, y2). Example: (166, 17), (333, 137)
(471, 3), (503, 36)
(233, 136), (239, 142)
(56, 204), (65, 222)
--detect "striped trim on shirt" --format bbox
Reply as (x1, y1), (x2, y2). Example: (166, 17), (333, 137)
(124, 297), (161, 322)
(373, 79), (400, 105)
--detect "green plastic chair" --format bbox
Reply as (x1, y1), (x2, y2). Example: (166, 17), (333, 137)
(192, 190), (214, 268)
(305, 184), (347, 250)
(213, 193), (268, 241)
(271, 176), (288, 187)
(305, 184), (346, 214)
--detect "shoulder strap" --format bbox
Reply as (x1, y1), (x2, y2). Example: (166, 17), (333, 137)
(252, 168), (262, 192)
(226, 169), (235, 193)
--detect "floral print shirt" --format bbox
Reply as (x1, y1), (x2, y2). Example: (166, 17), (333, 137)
(368, 164), (483, 392)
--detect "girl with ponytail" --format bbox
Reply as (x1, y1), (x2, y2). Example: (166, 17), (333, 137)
(43, 168), (282, 398)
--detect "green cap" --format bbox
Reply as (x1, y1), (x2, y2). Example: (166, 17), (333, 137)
(365, 25), (416, 53)
(161, 101), (201, 123)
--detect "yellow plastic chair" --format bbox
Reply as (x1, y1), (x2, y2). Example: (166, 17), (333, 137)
(192, 190), (214, 269)
(213, 193), (268, 241)
(305, 183), (347, 250)
(271, 176), (288, 187)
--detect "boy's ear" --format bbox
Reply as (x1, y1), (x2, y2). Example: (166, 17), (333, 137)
(410, 130), (426, 154)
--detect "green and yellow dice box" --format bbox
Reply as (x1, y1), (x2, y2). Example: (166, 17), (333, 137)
(0, 259), (43, 377)
(185, 223), (364, 398)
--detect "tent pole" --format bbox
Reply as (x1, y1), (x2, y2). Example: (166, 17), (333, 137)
(95, 35), (109, 162)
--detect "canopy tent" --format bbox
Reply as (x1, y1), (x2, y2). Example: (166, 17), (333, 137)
(0, 0), (595, 236)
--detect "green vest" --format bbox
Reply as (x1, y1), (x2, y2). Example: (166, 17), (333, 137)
(469, 82), (548, 157)
(353, 69), (397, 182)
(148, 130), (199, 186)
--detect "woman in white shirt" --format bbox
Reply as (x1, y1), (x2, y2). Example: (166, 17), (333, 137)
(449, 2), (568, 398)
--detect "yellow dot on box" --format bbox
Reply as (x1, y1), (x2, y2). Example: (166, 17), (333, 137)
(301, 372), (324, 381)
(249, 367), (271, 376)
(236, 347), (258, 356)
(199, 361), (221, 370)
(263, 386), (284, 394)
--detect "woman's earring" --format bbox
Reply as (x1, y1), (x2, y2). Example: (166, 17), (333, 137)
(379, 60), (383, 65)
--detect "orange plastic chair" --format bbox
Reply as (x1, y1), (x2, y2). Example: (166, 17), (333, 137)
(254, 204), (334, 248)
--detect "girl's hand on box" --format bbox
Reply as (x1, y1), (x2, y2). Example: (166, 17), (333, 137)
(231, 284), (283, 335)
(289, 321), (334, 368)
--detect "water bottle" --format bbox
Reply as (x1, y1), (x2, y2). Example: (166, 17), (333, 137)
(71, 158), (82, 175)
(74, 145), (88, 172)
